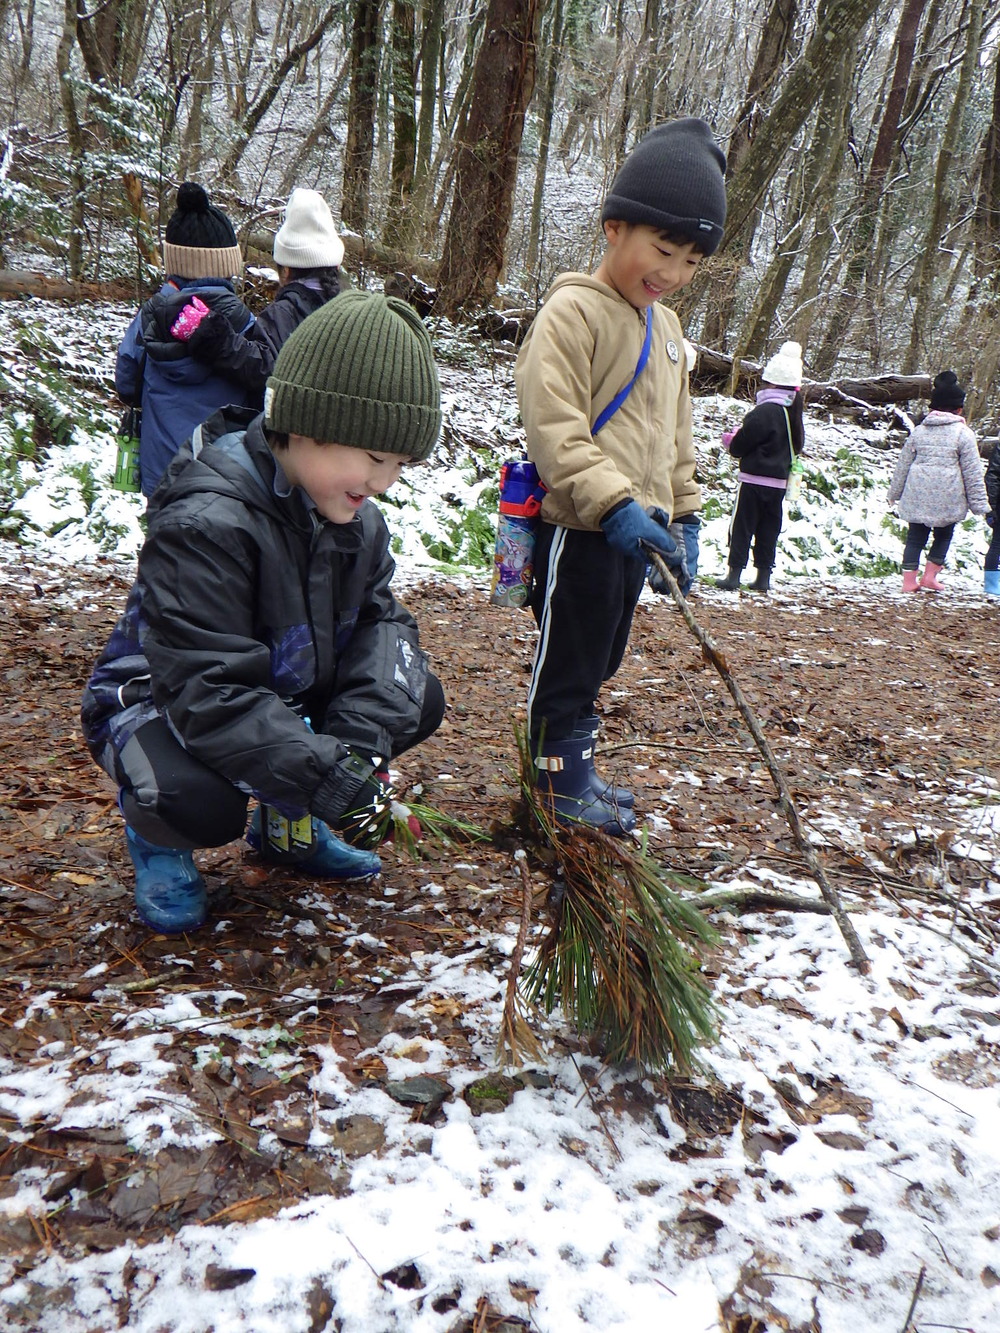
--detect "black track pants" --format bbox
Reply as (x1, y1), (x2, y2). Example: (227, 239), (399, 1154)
(527, 522), (645, 747)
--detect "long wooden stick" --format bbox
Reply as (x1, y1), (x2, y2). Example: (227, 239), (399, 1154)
(645, 550), (870, 973)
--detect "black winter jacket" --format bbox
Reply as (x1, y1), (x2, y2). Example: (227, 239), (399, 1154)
(728, 394), (805, 482)
(985, 441), (1000, 514)
(187, 280), (337, 409)
(81, 408), (430, 824)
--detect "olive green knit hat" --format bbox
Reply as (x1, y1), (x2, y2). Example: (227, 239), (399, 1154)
(264, 290), (441, 461)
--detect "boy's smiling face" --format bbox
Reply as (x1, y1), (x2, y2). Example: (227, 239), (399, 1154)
(593, 220), (703, 310)
(280, 436), (411, 524)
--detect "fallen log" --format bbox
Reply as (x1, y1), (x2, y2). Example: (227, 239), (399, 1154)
(0, 268), (136, 303)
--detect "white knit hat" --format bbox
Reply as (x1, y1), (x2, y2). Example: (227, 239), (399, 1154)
(273, 188), (345, 269)
(762, 340), (803, 387)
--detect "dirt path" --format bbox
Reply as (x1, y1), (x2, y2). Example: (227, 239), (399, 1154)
(1, 560), (998, 1275)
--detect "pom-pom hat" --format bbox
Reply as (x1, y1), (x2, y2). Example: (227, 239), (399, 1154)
(601, 117), (728, 256)
(273, 188), (345, 269)
(265, 291), (441, 461)
(762, 340), (804, 387)
(929, 370), (965, 412)
(162, 182), (242, 280)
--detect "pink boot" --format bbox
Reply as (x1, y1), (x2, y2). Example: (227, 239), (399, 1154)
(902, 568), (920, 592)
(919, 561), (944, 592)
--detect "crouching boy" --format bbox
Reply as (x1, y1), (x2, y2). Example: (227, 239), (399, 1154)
(514, 117), (727, 835)
(82, 292), (445, 933)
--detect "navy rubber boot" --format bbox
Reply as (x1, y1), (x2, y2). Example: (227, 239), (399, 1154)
(575, 715), (635, 809)
(534, 736), (636, 837)
(126, 826), (207, 935)
(247, 810), (381, 880)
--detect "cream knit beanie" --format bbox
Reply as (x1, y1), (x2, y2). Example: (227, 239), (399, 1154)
(273, 188), (345, 269)
(762, 341), (804, 387)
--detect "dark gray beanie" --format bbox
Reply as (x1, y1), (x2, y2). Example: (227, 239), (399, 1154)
(601, 117), (728, 255)
(264, 290), (442, 461)
(929, 370), (965, 412)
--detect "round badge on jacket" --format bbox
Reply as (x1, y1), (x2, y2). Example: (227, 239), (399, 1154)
(666, 340), (680, 363)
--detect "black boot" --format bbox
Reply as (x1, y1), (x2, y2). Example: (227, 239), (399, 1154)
(715, 565), (743, 592)
(749, 567), (771, 593)
(534, 735), (636, 837)
(575, 715), (635, 809)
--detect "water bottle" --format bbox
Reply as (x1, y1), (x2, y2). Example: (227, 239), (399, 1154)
(259, 707), (315, 862)
(489, 459), (546, 608)
(113, 425), (141, 494)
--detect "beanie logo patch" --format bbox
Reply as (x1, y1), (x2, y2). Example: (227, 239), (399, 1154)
(263, 385), (274, 421)
(666, 340), (680, 364)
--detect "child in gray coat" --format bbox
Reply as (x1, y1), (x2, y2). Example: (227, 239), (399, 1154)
(887, 371), (988, 592)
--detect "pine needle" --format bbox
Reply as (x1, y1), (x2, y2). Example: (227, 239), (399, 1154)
(514, 726), (719, 1074)
(384, 798), (489, 858)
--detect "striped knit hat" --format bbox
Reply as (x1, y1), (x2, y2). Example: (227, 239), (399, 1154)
(162, 183), (242, 280)
(264, 291), (441, 461)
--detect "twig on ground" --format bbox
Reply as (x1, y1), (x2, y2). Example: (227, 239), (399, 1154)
(645, 550), (870, 974)
(496, 849), (543, 1069)
(900, 1263), (926, 1331)
(568, 1050), (624, 1163)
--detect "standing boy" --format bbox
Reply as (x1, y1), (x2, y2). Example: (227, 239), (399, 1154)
(514, 117), (727, 835)
(83, 292), (444, 934)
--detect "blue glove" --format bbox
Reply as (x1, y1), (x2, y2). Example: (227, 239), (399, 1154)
(601, 500), (679, 559)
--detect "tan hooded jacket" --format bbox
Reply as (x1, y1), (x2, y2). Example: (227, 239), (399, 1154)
(514, 273), (694, 531)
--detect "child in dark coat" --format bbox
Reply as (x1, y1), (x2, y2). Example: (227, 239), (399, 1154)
(115, 183), (272, 497)
(982, 439), (1000, 596)
(84, 292), (444, 935)
(716, 340), (805, 594)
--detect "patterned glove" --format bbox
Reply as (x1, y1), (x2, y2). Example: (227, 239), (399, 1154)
(169, 295), (211, 342)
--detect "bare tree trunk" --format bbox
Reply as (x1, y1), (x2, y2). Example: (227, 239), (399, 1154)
(903, 0), (983, 374)
(437, 0), (540, 316)
(57, 0), (86, 280)
(525, 0), (564, 280)
(733, 61), (849, 371)
(382, 0), (417, 248)
(414, 0), (444, 188)
(342, 0), (383, 234)
(722, 0), (881, 248)
(219, 5), (340, 185)
(699, 0), (798, 349)
(277, 55), (351, 195)
(811, 0), (928, 379)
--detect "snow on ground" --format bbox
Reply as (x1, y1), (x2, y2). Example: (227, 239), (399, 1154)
(2, 296), (999, 1330)
(2, 861), (999, 1331)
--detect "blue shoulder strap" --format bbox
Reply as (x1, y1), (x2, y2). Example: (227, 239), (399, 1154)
(593, 307), (654, 435)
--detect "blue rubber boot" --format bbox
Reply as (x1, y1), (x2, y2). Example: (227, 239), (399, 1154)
(126, 826), (207, 934)
(534, 736), (636, 837)
(576, 715), (635, 809)
(985, 570), (1000, 597)
(247, 810), (381, 880)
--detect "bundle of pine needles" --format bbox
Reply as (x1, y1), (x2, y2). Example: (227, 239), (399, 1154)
(385, 796), (488, 857)
(515, 728), (718, 1073)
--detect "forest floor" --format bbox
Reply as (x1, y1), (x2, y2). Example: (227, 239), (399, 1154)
(1, 554), (999, 1332)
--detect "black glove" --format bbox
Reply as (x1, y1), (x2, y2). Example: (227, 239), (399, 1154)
(334, 753), (394, 849)
(988, 512), (995, 529)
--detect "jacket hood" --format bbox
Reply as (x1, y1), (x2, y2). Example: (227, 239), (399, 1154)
(546, 272), (634, 305)
(148, 408), (294, 525)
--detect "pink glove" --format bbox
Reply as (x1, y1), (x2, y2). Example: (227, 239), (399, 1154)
(722, 430), (736, 451)
(170, 295), (211, 341)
